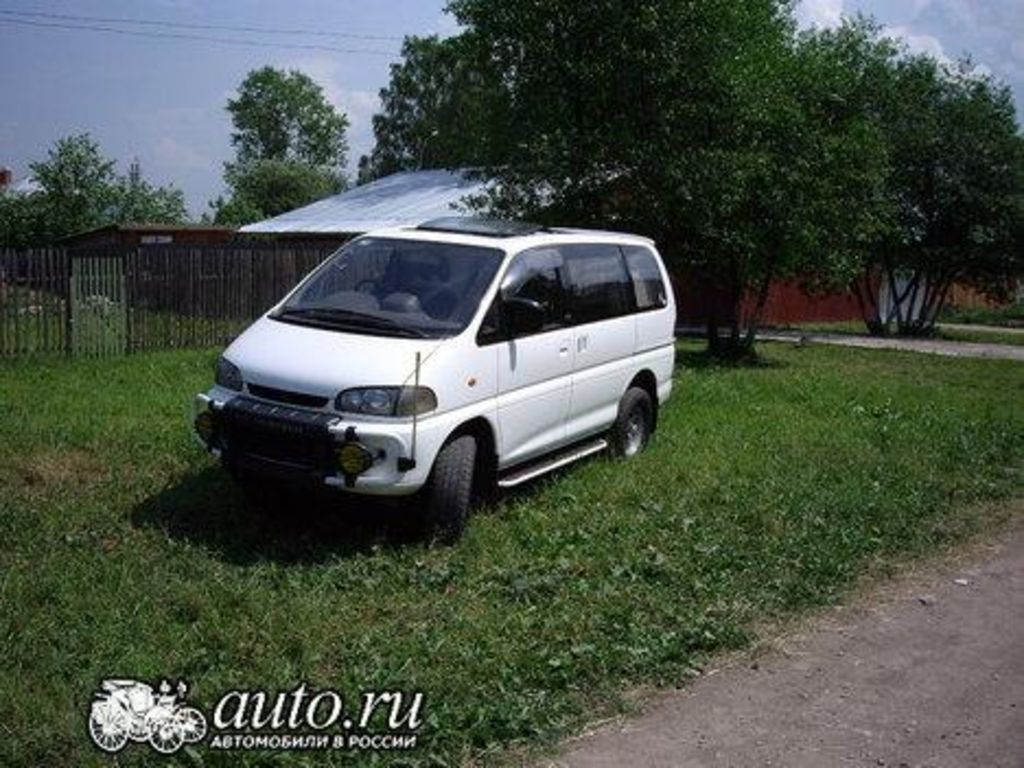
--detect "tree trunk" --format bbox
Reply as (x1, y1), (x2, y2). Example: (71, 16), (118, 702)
(854, 272), (887, 336)
(911, 276), (941, 336)
(885, 262), (906, 329)
(706, 317), (721, 352)
(742, 268), (775, 350)
(930, 280), (953, 329)
(917, 274), (954, 334)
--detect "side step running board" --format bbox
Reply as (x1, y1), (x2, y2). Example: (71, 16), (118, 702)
(497, 438), (608, 489)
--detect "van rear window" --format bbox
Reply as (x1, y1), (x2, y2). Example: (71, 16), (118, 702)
(623, 245), (667, 310)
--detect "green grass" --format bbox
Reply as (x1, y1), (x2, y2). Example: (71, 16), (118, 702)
(935, 325), (1024, 346)
(939, 303), (1024, 328)
(1, 343), (1022, 766)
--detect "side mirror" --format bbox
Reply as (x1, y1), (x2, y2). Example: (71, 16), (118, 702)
(502, 296), (546, 336)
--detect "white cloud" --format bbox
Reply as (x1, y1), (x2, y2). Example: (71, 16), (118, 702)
(903, 0), (938, 17)
(429, 10), (462, 38)
(795, 0), (845, 28)
(924, 0), (979, 31)
(287, 56), (349, 112)
(337, 89), (380, 131)
(337, 89), (380, 165)
(117, 104), (229, 211)
(153, 135), (210, 171)
(886, 24), (950, 63)
(1011, 40), (1024, 65)
(885, 23), (994, 81)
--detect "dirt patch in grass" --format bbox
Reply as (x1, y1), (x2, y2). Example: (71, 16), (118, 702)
(7, 448), (109, 490)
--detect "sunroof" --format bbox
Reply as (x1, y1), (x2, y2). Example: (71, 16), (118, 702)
(416, 217), (544, 238)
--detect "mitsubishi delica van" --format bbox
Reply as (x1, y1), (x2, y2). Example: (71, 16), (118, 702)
(194, 218), (676, 541)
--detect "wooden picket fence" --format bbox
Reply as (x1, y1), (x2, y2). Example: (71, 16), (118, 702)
(0, 248), (69, 358)
(0, 244), (337, 359)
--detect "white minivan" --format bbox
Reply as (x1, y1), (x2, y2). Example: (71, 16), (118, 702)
(194, 218), (676, 540)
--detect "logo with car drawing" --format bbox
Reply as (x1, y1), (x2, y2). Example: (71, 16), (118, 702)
(88, 678), (207, 754)
(88, 679), (425, 755)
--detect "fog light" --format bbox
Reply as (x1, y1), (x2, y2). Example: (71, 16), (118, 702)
(336, 441), (373, 476)
(194, 410), (216, 445)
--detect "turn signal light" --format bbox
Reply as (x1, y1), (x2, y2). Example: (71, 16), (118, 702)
(194, 410), (216, 445)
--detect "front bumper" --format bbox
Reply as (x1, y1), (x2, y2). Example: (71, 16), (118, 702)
(194, 391), (431, 495)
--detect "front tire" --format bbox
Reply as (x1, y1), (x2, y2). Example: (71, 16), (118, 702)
(424, 435), (477, 544)
(610, 387), (653, 458)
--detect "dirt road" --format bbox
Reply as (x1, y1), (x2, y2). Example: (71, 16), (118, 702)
(546, 516), (1024, 767)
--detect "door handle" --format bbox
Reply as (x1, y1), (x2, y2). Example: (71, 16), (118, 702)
(559, 339), (571, 356)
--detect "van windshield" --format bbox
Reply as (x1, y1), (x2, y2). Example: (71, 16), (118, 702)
(272, 237), (504, 339)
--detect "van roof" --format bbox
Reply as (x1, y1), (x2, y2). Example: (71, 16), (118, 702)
(415, 217), (545, 238)
(365, 218), (656, 250)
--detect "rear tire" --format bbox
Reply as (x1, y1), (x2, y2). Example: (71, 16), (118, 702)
(610, 387), (653, 458)
(424, 435), (477, 544)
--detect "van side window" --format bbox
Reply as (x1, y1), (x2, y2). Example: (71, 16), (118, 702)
(477, 247), (569, 344)
(504, 247), (570, 332)
(622, 245), (668, 310)
(562, 243), (633, 324)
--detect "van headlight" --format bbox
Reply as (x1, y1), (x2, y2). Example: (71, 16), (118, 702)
(335, 386), (437, 417)
(215, 357), (244, 391)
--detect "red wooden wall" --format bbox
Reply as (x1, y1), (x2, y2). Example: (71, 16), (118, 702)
(673, 271), (864, 327)
(758, 280), (863, 324)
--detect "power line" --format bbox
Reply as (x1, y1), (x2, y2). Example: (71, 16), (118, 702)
(0, 7), (407, 41)
(0, 17), (401, 56)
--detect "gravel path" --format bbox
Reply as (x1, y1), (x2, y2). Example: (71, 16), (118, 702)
(546, 511), (1024, 768)
(759, 331), (1024, 362)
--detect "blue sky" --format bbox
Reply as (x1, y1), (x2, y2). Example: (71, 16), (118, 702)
(1, 0), (1021, 216)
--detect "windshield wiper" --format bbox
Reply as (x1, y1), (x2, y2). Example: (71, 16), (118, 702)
(275, 307), (429, 338)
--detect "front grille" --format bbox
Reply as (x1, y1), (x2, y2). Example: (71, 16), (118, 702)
(247, 383), (330, 409)
(222, 396), (336, 472)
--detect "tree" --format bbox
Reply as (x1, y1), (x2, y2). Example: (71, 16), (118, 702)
(227, 66), (349, 169)
(0, 192), (46, 250)
(691, 18), (894, 350)
(854, 49), (1024, 335)
(1, 134), (187, 248)
(210, 160), (342, 227)
(214, 67), (350, 226)
(359, 34), (510, 182)
(110, 159), (188, 225)
(28, 134), (117, 242)
(446, 0), (892, 354)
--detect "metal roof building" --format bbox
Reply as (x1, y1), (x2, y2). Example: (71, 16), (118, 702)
(239, 169), (488, 236)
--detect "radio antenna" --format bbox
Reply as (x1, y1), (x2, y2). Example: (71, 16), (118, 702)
(398, 350), (422, 472)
